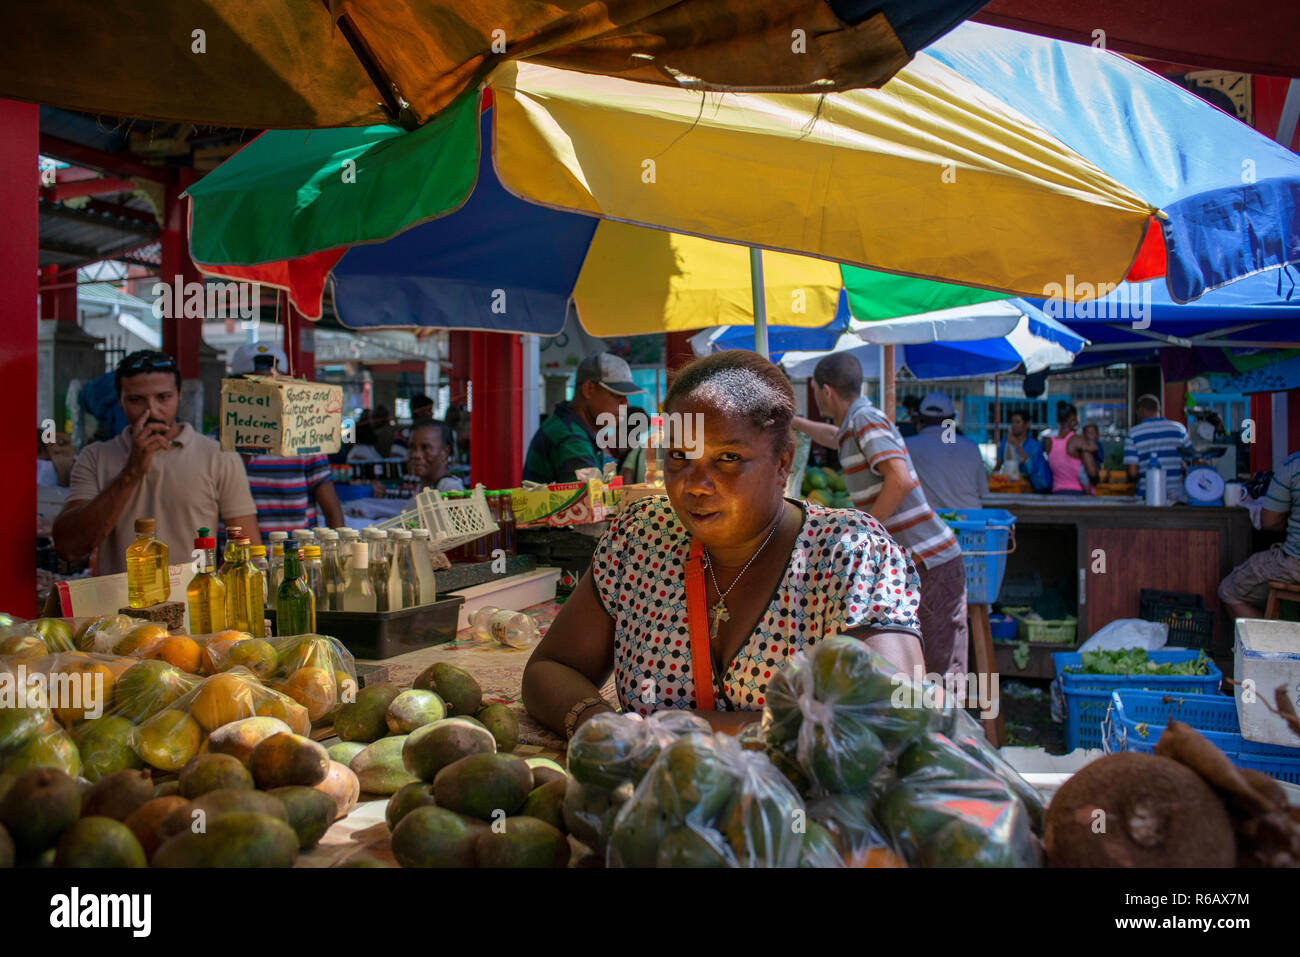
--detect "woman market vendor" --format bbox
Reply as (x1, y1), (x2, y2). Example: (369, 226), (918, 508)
(522, 351), (925, 739)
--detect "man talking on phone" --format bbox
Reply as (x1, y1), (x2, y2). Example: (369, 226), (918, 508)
(54, 350), (260, 574)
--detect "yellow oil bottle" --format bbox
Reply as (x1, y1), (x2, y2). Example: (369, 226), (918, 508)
(221, 533), (266, 636)
(126, 517), (169, 608)
(186, 527), (227, 633)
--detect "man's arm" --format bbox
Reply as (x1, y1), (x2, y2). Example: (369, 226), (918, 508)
(1261, 508), (1288, 531)
(314, 482), (345, 529)
(869, 457), (917, 522)
(228, 514), (262, 547)
(791, 415), (842, 450)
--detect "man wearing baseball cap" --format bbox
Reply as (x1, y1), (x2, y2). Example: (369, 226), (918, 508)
(904, 392), (988, 510)
(523, 353), (644, 484)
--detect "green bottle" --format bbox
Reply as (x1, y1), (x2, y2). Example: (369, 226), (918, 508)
(276, 541), (316, 637)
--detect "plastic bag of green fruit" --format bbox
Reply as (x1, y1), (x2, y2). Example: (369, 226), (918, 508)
(606, 729), (806, 868)
(759, 635), (953, 798)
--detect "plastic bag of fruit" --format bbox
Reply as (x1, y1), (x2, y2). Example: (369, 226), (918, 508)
(606, 728), (807, 868)
(877, 730), (1042, 867)
(0, 616), (96, 658)
(760, 635), (952, 798)
(803, 792), (907, 867)
(129, 665), (312, 773)
(563, 710), (711, 852)
(940, 708), (1045, 834)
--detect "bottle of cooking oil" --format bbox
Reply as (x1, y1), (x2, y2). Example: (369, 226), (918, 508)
(223, 534), (266, 636)
(217, 525), (242, 577)
(186, 527), (227, 633)
(126, 518), (169, 607)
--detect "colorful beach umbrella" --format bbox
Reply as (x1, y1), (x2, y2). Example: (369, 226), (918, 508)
(2, 0), (986, 128)
(187, 21), (1300, 332)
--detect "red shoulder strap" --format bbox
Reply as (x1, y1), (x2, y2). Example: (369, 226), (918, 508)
(684, 538), (716, 711)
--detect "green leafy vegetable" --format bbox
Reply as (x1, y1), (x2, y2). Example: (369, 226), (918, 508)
(1062, 648), (1209, 677)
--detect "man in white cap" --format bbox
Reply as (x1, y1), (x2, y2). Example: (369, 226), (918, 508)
(231, 343), (345, 533)
(904, 392), (988, 510)
(523, 352), (644, 483)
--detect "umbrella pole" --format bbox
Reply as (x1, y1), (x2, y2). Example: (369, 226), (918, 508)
(993, 374), (1001, 445)
(750, 247), (769, 359)
(883, 345), (896, 421)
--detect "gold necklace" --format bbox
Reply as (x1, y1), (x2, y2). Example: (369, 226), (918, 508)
(702, 506), (785, 642)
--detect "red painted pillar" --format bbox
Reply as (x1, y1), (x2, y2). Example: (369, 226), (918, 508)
(1251, 393), (1273, 475)
(664, 332), (696, 394)
(1163, 379), (1188, 426)
(284, 297), (316, 380)
(159, 168), (202, 378)
(1, 100), (38, 617)
(39, 265), (78, 322)
(468, 331), (523, 490)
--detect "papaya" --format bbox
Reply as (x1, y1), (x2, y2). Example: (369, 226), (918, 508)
(268, 786), (337, 850)
(390, 806), (479, 868)
(332, 682), (401, 742)
(475, 816), (570, 868)
(403, 717), (496, 781)
(152, 812), (298, 867)
(314, 760), (361, 820)
(386, 689), (446, 734)
(54, 816), (147, 868)
(247, 732), (329, 789)
(433, 752), (532, 821)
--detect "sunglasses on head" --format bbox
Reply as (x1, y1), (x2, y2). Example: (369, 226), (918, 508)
(119, 352), (177, 376)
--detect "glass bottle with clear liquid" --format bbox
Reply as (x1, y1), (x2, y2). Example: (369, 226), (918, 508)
(317, 529), (345, 611)
(380, 531), (404, 609)
(266, 531), (288, 597)
(250, 545), (271, 610)
(186, 527), (227, 633)
(337, 528), (360, 586)
(223, 536), (267, 636)
(276, 541), (316, 636)
(126, 517), (170, 608)
(390, 529), (421, 608)
(341, 541), (376, 612)
(470, 605), (538, 649)
(369, 544), (392, 612)
(410, 528), (437, 605)
(302, 545), (324, 604)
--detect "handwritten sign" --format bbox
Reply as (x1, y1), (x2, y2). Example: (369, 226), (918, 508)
(220, 376), (342, 456)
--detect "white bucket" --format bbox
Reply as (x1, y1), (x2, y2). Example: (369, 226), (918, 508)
(1234, 618), (1300, 747)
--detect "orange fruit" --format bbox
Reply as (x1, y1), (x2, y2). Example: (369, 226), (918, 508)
(113, 623), (168, 657)
(224, 639), (278, 679)
(0, 633), (47, 660)
(279, 667), (337, 722)
(256, 695), (311, 735)
(847, 846), (907, 868)
(50, 660), (116, 727)
(190, 672), (257, 733)
(147, 635), (201, 674)
(136, 710), (202, 771)
(199, 631), (247, 675)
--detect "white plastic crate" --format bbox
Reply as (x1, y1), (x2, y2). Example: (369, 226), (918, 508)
(1234, 618), (1300, 747)
(374, 485), (498, 552)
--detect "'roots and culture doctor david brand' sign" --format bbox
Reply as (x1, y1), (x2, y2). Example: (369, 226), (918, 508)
(220, 376), (343, 456)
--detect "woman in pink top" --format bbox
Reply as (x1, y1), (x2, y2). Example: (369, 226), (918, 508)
(1043, 403), (1094, 495)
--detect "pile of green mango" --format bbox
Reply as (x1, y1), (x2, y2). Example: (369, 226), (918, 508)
(800, 466), (852, 508)
(758, 635), (1044, 868)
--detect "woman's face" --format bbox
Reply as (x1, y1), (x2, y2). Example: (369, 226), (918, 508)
(1063, 413), (1078, 434)
(663, 396), (792, 549)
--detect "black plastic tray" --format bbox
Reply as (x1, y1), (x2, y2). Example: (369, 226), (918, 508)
(267, 596), (465, 660)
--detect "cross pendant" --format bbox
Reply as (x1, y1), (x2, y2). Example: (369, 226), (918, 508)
(710, 600), (729, 640)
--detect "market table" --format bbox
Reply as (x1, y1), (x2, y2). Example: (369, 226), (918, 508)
(298, 597), (615, 866)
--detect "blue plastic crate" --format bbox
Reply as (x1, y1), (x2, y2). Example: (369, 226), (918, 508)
(943, 509), (1016, 604)
(1054, 649), (1223, 751)
(989, 614), (1018, 641)
(1102, 690), (1242, 756)
(1102, 689), (1300, 784)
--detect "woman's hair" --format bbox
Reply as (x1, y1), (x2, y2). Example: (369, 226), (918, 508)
(1056, 401), (1077, 426)
(664, 350), (795, 454)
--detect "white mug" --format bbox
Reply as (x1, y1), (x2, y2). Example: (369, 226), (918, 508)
(1223, 482), (1246, 507)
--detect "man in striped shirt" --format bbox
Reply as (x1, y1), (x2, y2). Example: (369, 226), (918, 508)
(793, 353), (968, 682)
(244, 453), (345, 534)
(1123, 394), (1197, 502)
(1219, 450), (1300, 619)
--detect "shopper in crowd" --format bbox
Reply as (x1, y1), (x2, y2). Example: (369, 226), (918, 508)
(791, 353), (968, 684)
(1077, 422), (1104, 491)
(522, 353), (644, 484)
(1123, 394), (1196, 502)
(903, 392), (988, 509)
(1043, 402), (1095, 496)
(53, 350), (260, 573)
(523, 350), (923, 738)
(896, 394), (923, 437)
(346, 411), (384, 463)
(410, 394), (434, 422)
(405, 419), (466, 493)
(1220, 450), (1300, 619)
(995, 410), (1044, 478)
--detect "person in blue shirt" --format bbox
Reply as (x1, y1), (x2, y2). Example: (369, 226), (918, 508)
(1219, 451), (1300, 619)
(995, 410), (1044, 478)
(1123, 394), (1197, 502)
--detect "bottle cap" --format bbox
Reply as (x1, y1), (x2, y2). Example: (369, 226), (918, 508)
(272, 545), (284, 557)
(411, 528), (431, 539)
(250, 545), (267, 558)
(267, 530), (288, 542)
(304, 545), (321, 558)
(197, 526), (210, 538)
(352, 542), (370, 564)
(227, 525), (243, 538)
(194, 535), (216, 549)
(391, 529), (412, 539)
(317, 528), (338, 540)
(135, 518), (156, 534)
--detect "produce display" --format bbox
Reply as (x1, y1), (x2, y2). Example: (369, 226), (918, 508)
(800, 466), (852, 508)
(1063, 648), (1211, 676)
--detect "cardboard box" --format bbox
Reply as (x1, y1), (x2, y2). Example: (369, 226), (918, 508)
(510, 480), (609, 528)
(220, 376), (343, 456)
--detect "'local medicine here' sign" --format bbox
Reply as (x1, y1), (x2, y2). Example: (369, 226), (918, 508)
(220, 376), (343, 456)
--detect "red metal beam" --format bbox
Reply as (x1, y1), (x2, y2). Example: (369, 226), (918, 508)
(38, 133), (176, 185)
(1, 99), (38, 617)
(41, 177), (137, 201)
